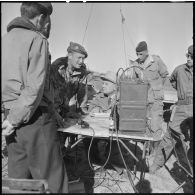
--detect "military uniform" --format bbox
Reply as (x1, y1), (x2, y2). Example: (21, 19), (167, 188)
(151, 63), (193, 171)
(83, 91), (117, 162)
(2, 4), (68, 193)
(88, 92), (115, 113)
(51, 56), (88, 117)
(132, 54), (169, 140)
(150, 45), (193, 173)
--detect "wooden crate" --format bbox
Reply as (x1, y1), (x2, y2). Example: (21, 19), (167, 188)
(2, 178), (49, 193)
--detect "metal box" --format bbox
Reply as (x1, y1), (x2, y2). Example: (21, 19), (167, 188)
(118, 80), (149, 136)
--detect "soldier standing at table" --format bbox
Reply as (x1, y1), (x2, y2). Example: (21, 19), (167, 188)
(2, 3), (68, 192)
(131, 41), (169, 163)
(149, 45), (193, 173)
(50, 41), (89, 119)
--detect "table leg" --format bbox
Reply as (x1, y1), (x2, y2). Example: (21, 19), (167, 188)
(118, 139), (139, 162)
(140, 141), (147, 181)
(171, 181), (186, 193)
(71, 137), (84, 149)
(133, 142), (137, 180)
(116, 138), (138, 193)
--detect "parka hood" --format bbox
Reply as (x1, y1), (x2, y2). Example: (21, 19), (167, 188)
(7, 17), (38, 32)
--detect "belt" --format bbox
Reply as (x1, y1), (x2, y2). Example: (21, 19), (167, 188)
(177, 97), (193, 105)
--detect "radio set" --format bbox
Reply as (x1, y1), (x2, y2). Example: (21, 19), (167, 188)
(112, 66), (149, 136)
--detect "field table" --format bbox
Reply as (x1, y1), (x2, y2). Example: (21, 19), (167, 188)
(58, 115), (154, 192)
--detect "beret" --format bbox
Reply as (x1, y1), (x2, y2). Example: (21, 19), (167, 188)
(136, 41), (148, 52)
(67, 42), (88, 58)
(188, 45), (193, 56)
(38, 3), (53, 15)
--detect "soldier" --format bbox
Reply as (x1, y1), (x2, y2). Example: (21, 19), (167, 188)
(79, 73), (104, 114)
(50, 41), (89, 119)
(87, 71), (116, 114)
(149, 45), (193, 173)
(83, 71), (116, 161)
(132, 41), (169, 162)
(2, 3), (68, 192)
(83, 71), (127, 173)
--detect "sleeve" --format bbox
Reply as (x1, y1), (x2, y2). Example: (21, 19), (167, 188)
(169, 68), (177, 90)
(157, 56), (169, 78)
(7, 35), (49, 127)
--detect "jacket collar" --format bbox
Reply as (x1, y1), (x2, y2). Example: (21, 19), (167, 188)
(184, 63), (193, 75)
(142, 55), (154, 69)
(7, 17), (38, 33)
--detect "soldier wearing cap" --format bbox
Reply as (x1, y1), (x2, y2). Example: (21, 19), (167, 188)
(51, 41), (89, 118)
(83, 71), (115, 159)
(2, 3), (68, 192)
(150, 45), (193, 174)
(50, 42), (90, 169)
(131, 41), (169, 166)
(86, 71), (116, 114)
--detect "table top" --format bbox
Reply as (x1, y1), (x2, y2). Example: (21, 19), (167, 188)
(58, 115), (154, 141)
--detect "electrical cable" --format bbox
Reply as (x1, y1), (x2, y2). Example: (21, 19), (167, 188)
(114, 69), (139, 193)
(100, 127), (114, 170)
(97, 184), (114, 193)
(93, 171), (107, 189)
(106, 170), (123, 193)
(86, 119), (115, 189)
(116, 129), (138, 193)
(87, 126), (96, 171)
(89, 125), (115, 188)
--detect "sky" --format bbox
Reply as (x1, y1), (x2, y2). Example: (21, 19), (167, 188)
(1, 2), (193, 75)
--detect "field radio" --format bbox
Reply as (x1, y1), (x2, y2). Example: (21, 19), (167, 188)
(113, 66), (149, 136)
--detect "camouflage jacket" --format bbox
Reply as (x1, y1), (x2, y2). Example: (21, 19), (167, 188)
(87, 92), (116, 114)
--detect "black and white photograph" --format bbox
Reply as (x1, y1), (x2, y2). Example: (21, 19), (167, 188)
(1, 1), (193, 193)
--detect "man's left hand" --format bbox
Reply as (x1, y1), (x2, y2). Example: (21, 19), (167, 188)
(2, 119), (15, 136)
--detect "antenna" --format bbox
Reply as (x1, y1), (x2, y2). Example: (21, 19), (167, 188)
(120, 4), (128, 67)
(82, 3), (94, 45)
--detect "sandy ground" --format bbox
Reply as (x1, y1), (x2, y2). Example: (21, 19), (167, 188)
(2, 135), (193, 193)
(64, 139), (193, 193)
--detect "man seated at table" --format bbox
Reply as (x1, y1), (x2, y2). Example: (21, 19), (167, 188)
(87, 71), (116, 114)
(83, 71), (127, 173)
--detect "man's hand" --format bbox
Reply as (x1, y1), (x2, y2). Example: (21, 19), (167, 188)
(2, 119), (15, 136)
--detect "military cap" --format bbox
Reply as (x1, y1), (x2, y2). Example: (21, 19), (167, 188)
(22, 2), (53, 15)
(136, 41), (148, 52)
(100, 71), (116, 84)
(67, 42), (88, 58)
(188, 45), (193, 56)
(38, 3), (53, 15)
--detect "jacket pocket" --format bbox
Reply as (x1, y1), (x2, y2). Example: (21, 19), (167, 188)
(147, 65), (159, 80)
(152, 87), (164, 100)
